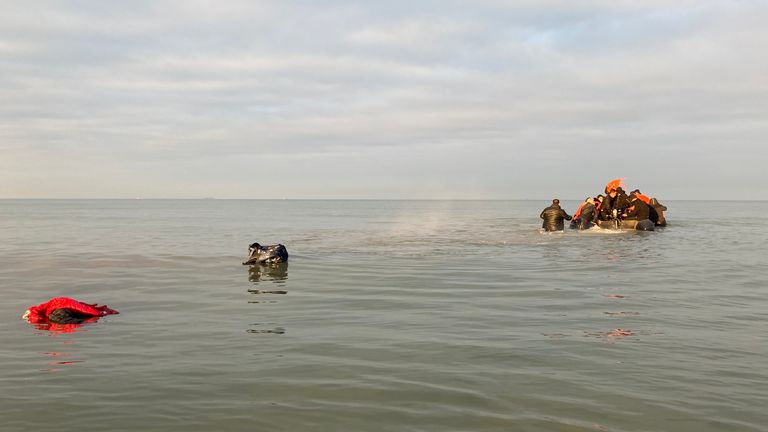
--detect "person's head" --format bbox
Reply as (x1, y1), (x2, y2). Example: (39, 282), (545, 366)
(616, 187), (625, 195)
(608, 190), (617, 197)
(596, 194), (604, 202)
(552, 199), (560, 206)
(585, 197), (594, 204)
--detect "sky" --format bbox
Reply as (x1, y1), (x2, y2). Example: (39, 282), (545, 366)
(1, 0), (766, 199)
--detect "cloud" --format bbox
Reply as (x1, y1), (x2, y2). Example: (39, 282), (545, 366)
(346, 18), (478, 47)
(1, 0), (766, 198)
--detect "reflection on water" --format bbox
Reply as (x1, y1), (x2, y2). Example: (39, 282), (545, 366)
(33, 322), (91, 334)
(247, 263), (288, 284)
(42, 350), (85, 372)
(247, 289), (287, 294)
(246, 263), (289, 335)
(32, 324), (92, 372)
(2, 200), (768, 432)
(247, 323), (286, 334)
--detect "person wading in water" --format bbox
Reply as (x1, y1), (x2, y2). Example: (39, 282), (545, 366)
(540, 199), (572, 232)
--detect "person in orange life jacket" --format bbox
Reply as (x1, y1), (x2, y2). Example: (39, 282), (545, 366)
(594, 195), (604, 214)
(624, 193), (650, 221)
(573, 197), (597, 230)
(630, 189), (651, 204)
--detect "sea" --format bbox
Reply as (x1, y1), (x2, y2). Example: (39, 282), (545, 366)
(1, 199), (766, 432)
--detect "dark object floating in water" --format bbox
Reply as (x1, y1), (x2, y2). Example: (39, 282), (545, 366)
(603, 311), (641, 317)
(243, 243), (288, 265)
(247, 289), (287, 295)
(23, 297), (119, 325)
(247, 327), (285, 334)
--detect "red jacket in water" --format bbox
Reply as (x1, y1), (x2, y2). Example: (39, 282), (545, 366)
(23, 297), (119, 324)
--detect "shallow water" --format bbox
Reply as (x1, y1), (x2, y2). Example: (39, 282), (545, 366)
(1, 200), (767, 432)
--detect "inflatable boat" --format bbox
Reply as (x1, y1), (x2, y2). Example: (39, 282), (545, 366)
(597, 219), (655, 231)
(569, 218), (656, 231)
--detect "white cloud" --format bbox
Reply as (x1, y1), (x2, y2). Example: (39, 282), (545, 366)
(347, 18), (478, 47)
(0, 0), (766, 198)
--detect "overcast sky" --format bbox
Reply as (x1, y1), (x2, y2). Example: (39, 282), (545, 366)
(1, 0), (766, 199)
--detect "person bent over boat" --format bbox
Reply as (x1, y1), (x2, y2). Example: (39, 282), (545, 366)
(630, 189), (651, 204)
(648, 198), (668, 226)
(573, 197), (597, 230)
(540, 199), (572, 231)
(623, 193), (650, 221)
(594, 195), (604, 214)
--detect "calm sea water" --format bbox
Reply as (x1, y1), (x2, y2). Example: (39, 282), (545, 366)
(1, 200), (766, 432)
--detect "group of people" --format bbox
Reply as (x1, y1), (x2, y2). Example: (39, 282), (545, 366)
(540, 185), (668, 232)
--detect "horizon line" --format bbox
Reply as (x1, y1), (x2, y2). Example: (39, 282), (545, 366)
(1, 198), (766, 202)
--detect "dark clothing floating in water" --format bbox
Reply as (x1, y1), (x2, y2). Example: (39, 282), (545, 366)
(540, 204), (572, 231)
(243, 243), (289, 265)
(47, 308), (95, 324)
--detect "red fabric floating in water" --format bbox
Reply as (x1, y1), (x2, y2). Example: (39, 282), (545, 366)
(23, 297), (119, 324)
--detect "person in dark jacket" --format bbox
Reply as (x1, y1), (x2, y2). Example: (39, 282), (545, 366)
(593, 195), (604, 219)
(595, 195), (604, 210)
(540, 199), (572, 231)
(648, 198), (668, 226)
(600, 190), (618, 220)
(601, 188), (631, 220)
(574, 197), (597, 230)
(624, 194), (650, 221)
(614, 187), (631, 214)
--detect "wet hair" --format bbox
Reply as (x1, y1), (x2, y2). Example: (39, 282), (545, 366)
(249, 242), (261, 250)
(552, 199), (560, 205)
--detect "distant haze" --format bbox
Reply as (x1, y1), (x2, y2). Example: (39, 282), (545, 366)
(1, 1), (766, 199)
